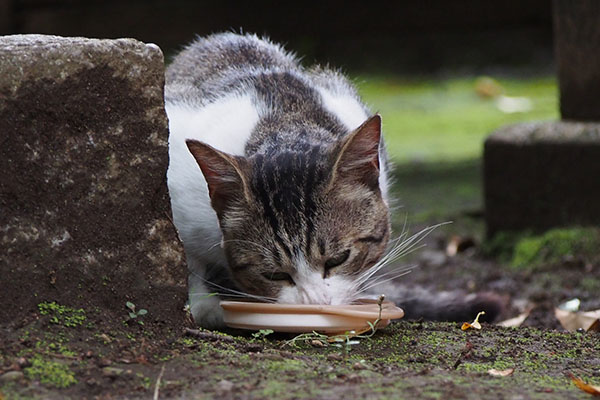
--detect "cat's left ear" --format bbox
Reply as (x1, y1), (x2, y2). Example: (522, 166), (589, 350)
(330, 114), (382, 191)
(186, 139), (251, 220)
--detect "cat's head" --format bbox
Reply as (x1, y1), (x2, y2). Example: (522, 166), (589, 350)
(186, 115), (390, 305)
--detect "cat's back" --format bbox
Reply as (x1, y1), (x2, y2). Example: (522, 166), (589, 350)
(165, 33), (299, 105)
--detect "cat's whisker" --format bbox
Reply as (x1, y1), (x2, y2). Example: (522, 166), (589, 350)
(349, 264), (416, 295)
(361, 264), (416, 284)
(357, 267), (415, 293)
(190, 271), (278, 302)
(189, 292), (273, 301)
(356, 222), (450, 284)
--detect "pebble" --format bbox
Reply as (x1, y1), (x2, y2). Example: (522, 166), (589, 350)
(102, 367), (125, 378)
(0, 371), (24, 382)
(216, 379), (234, 394)
(98, 358), (112, 367)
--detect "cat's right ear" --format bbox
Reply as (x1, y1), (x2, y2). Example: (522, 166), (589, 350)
(186, 140), (250, 219)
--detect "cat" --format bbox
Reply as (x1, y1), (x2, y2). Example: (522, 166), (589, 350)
(165, 33), (501, 328)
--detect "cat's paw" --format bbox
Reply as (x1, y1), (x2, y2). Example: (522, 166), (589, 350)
(190, 294), (225, 329)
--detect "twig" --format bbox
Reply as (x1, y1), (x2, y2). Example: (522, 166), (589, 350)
(184, 328), (235, 343)
(153, 364), (165, 400)
(453, 341), (474, 369)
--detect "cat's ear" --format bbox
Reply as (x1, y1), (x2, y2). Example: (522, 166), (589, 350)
(330, 114), (382, 191)
(186, 140), (250, 219)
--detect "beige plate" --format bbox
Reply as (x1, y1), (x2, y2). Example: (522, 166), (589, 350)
(220, 299), (404, 334)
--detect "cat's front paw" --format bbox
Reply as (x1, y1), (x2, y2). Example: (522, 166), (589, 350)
(189, 294), (225, 329)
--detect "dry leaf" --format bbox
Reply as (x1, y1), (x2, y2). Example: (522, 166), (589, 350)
(446, 235), (476, 257)
(497, 311), (530, 328)
(488, 368), (515, 377)
(461, 311), (485, 331)
(474, 76), (503, 98)
(555, 308), (600, 332)
(569, 373), (600, 396)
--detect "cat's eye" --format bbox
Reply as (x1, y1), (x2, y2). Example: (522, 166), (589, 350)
(324, 249), (350, 278)
(262, 272), (295, 285)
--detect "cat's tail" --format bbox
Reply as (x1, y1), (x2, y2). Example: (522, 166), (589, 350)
(372, 283), (504, 323)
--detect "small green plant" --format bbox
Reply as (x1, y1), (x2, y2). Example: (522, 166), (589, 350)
(252, 329), (274, 340)
(284, 295), (385, 351)
(125, 301), (148, 325)
(37, 301), (86, 327)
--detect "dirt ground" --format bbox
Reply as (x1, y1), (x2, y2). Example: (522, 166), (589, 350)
(1, 226), (599, 400)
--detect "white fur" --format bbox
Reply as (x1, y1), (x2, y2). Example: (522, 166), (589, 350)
(278, 254), (354, 305)
(316, 87), (369, 132)
(166, 95), (259, 328)
(167, 94), (259, 259)
(315, 87), (390, 203)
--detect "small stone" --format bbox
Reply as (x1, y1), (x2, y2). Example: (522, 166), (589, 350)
(98, 358), (112, 367)
(245, 343), (263, 353)
(85, 378), (99, 386)
(310, 339), (326, 347)
(102, 366), (125, 378)
(353, 362), (368, 370)
(215, 379), (234, 394)
(419, 249), (447, 268)
(0, 371), (24, 382)
(15, 357), (30, 368)
(327, 354), (343, 361)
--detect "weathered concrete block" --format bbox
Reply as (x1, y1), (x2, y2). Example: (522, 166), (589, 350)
(553, 0), (600, 121)
(484, 121), (600, 236)
(0, 35), (186, 322)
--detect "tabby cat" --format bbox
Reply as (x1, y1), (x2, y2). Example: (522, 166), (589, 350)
(165, 33), (500, 328)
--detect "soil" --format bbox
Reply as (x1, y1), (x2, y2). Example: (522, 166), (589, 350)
(1, 228), (599, 399)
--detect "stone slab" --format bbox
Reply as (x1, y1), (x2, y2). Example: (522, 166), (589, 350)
(0, 35), (186, 322)
(484, 121), (600, 236)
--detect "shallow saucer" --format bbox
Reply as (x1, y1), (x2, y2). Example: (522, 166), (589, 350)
(220, 298), (404, 334)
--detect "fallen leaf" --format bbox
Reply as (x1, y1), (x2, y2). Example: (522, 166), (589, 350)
(446, 235), (476, 257)
(474, 76), (503, 98)
(555, 308), (600, 332)
(461, 311), (485, 331)
(497, 311), (530, 328)
(488, 368), (515, 377)
(569, 373), (600, 396)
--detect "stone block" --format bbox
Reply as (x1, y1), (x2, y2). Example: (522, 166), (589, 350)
(484, 121), (600, 236)
(0, 35), (186, 322)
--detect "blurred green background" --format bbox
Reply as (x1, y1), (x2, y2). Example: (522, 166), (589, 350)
(355, 75), (559, 233)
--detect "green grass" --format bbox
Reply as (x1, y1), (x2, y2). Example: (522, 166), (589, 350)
(355, 75), (558, 163)
(353, 75), (558, 227)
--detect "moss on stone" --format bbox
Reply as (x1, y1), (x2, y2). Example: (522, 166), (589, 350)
(24, 355), (77, 388)
(512, 227), (600, 267)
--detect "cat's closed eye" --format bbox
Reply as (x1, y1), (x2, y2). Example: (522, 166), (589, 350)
(324, 249), (350, 278)
(262, 271), (295, 285)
